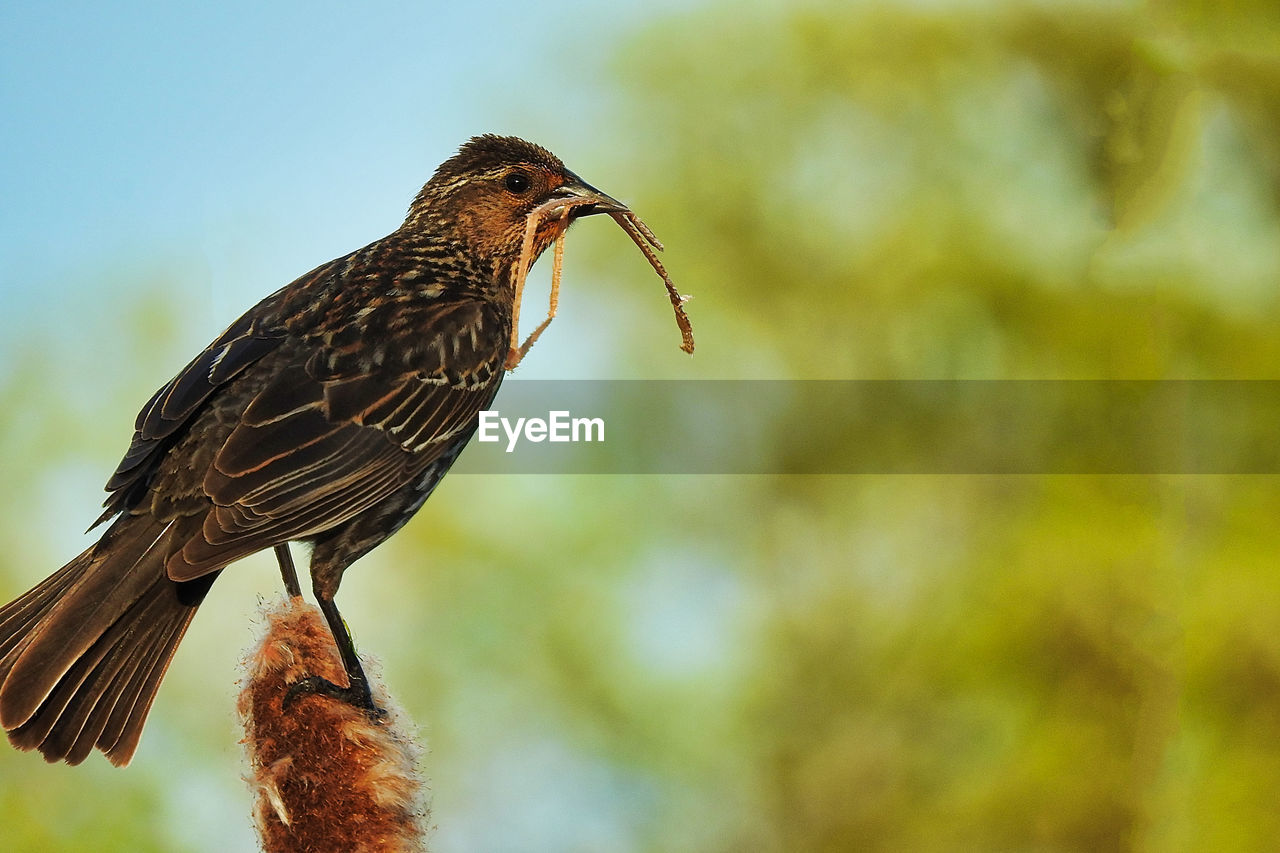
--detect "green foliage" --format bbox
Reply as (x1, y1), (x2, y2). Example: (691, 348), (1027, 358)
(584, 1), (1280, 850)
(614, 0), (1280, 381)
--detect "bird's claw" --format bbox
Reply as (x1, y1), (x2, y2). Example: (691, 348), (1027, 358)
(282, 675), (387, 722)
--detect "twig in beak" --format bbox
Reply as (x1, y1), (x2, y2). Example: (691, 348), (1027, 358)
(610, 211), (695, 355)
(506, 207), (569, 369)
(506, 197), (588, 370)
(503, 194), (696, 371)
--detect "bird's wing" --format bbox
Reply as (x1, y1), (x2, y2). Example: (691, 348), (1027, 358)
(97, 296), (291, 525)
(165, 298), (503, 581)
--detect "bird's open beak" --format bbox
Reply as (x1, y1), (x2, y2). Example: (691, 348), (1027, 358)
(551, 174), (630, 217)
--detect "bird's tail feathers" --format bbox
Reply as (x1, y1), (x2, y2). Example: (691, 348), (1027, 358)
(0, 515), (214, 765)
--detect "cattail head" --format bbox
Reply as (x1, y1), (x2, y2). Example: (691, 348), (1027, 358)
(239, 597), (428, 853)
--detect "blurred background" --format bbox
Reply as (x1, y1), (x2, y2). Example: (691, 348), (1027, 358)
(3, 0), (1280, 850)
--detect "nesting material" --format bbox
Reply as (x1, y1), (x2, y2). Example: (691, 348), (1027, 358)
(505, 198), (696, 370)
(610, 210), (696, 356)
(239, 597), (428, 853)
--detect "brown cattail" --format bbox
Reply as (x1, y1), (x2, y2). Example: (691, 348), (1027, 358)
(239, 597), (428, 852)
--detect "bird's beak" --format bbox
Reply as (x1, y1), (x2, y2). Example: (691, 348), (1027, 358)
(551, 173), (630, 217)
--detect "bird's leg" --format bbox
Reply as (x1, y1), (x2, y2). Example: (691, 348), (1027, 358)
(273, 544), (303, 599)
(282, 591), (386, 721)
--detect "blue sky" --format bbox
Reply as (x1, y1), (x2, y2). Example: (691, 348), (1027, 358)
(0, 0), (676, 346)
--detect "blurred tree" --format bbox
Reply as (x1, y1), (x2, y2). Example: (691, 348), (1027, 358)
(587, 1), (1280, 851)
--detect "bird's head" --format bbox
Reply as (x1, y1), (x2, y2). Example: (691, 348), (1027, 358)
(405, 135), (627, 269)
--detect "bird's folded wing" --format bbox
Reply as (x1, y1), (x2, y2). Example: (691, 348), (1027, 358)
(98, 286), (298, 523)
(166, 359), (498, 582)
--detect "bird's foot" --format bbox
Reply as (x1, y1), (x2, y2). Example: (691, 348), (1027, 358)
(282, 675), (387, 722)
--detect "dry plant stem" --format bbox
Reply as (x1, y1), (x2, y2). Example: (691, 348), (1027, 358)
(610, 211), (696, 355)
(509, 209), (569, 366)
(506, 198), (589, 370)
(620, 211), (664, 251)
(505, 198), (696, 370)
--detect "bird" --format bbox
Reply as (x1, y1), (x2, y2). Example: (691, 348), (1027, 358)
(0, 134), (629, 766)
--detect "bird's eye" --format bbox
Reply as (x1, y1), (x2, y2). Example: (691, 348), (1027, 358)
(504, 172), (532, 194)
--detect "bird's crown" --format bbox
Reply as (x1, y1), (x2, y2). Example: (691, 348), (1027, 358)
(431, 135), (566, 184)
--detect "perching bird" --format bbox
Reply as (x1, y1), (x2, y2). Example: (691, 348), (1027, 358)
(0, 135), (628, 765)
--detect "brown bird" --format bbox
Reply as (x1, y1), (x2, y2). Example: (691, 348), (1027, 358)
(0, 135), (628, 765)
